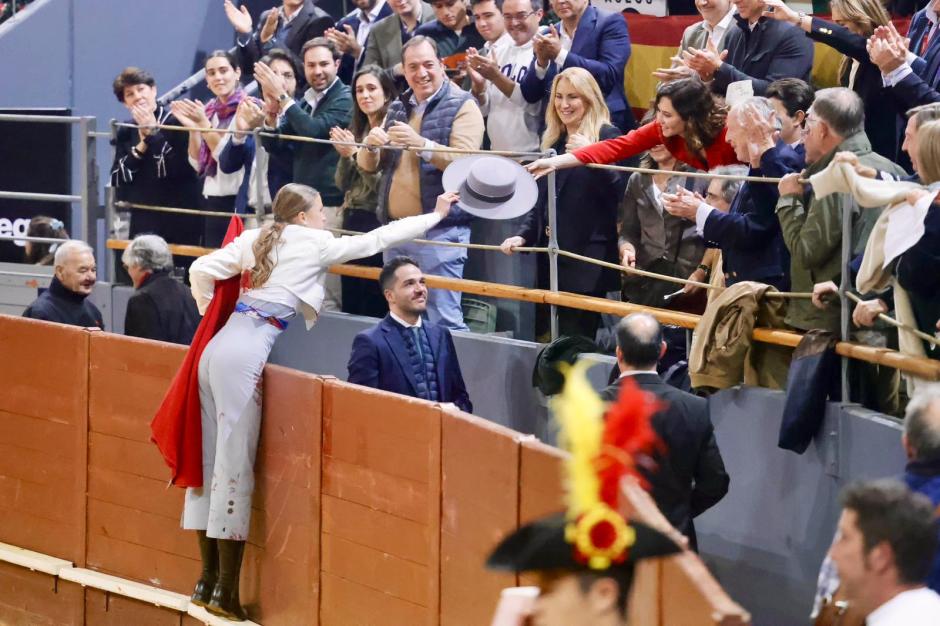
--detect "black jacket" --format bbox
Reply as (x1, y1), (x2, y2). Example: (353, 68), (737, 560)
(600, 372), (729, 549)
(713, 15), (814, 96)
(124, 271), (199, 345)
(805, 17), (899, 162)
(235, 0), (334, 84)
(23, 277), (104, 329)
(517, 124), (627, 295)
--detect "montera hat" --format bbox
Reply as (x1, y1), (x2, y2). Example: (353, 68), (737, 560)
(442, 155), (538, 220)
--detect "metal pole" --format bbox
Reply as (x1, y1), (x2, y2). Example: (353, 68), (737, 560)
(252, 128), (266, 223)
(78, 117), (96, 246)
(839, 193), (854, 403)
(0, 191), (82, 203)
(546, 150), (559, 341)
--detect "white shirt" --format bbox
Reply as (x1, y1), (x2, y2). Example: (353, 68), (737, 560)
(866, 588), (940, 626)
(355, 0), (387, 50)
(617, 369), (657, 379)
(189, 116), (245, 198)
(705, 9), (735, 48)
(694, 201), (719, 237)
(480, 35), (542, 153)
(190, 212), (442, 328)
(390, 310), (423, 328)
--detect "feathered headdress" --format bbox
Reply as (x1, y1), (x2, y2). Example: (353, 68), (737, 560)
(551, 361), (661, 570)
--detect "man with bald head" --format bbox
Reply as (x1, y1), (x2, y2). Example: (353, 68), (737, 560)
(23, 241), (104, 329)
(600, 313), (728, 550)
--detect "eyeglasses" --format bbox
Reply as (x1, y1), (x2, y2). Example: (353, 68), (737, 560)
(502, 10), (537, 22)
(801, 115), (821, 136)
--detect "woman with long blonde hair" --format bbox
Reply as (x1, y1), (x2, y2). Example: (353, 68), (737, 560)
(501, 68), (627, 340)
(762, 0), (896, 160)
(182, 183), (456, 620)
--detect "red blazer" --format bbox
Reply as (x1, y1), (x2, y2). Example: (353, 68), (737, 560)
(573, 120), (741, 171)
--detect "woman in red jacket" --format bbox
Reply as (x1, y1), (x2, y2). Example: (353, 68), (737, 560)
(526, 77), (741, 177)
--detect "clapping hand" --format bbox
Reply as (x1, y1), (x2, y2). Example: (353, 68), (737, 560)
(330, 127), (358, 158)
(532, 24), (561, 68)
(387, 121), (426, 148)
(662, 187), (703, 220)
(867, 25), (908, 74)
(130, 102), (158, 139)
(235, 99), (265, 132)
(253, 61), (289, 103)
(223, 0), (253, 34)
(325, 24), (361, 57)
(170, 99), (209, 129)
(741, 104), (777, 166)
(364, 125), (390, 149)
(259, 7), (280, 44)
(467, 47), (500, 80)
(680, 38), (727, 81)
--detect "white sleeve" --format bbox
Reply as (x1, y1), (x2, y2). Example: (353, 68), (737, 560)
(188, 234), (250, 314)
(319, 212), (443, 266)
(695, 202), (715, 237)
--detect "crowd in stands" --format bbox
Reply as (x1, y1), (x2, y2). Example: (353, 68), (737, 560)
(12, 0), (940, 620)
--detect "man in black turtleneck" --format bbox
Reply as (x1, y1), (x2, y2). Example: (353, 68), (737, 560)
(23, 240), (104, 329)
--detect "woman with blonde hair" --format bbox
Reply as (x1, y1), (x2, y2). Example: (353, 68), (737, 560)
(501, 67), (627, 340)
(526, 76), (740, 179)
(182, 182), (456, 620)
(762, 0), (896, 160)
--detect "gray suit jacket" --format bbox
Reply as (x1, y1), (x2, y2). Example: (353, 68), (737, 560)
(679, 20), (730, 54)
(619, 168), (706, 307)
(362, 3), (436, 70)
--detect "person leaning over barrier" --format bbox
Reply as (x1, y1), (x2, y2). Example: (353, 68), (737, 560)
(182, 184), (455, 620)
(357, 35), (484, 332)
(526, 77), (742, 179)
(122, 235), (199, 346)
(23, 241), (103, 330)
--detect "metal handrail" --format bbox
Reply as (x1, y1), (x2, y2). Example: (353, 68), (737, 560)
(0, 234), (70, 244)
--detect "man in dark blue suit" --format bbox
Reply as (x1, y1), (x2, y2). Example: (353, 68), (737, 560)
(347, 256), (473, 412)
(664, 97), (804, 291)
(325, 0), (393, 84)
(599, 313), (729, 550)
(870, 1), (940, 112)
(518, 0), (634, 131)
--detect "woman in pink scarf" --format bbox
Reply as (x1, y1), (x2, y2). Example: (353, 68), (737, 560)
(172, 50), (251, 247)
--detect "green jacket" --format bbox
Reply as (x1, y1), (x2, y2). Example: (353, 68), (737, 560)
(335, 153), (380, 214)
(775, 132), (905, 332)
(262, 79), (353, 207)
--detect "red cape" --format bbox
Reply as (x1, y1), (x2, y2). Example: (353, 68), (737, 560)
(151, 216), (245, 488)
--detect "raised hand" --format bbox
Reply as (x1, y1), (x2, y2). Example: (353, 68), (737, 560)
(467, 46), (500, 80)
(867, 34), (906, 74)
(662, 188), (702, 220)
(741, 104), (777, 166)
(329, 127), (358, 158)
(325, 24), (361, 57)
(259, 8), (280, 44)
(253, 61), (289, 102)
(131, 102), (158, 139)
(533, 24), (561, 67)
(762, 0), (800, 25)
(170, 99), (208, 129)
(224, 0), (253, 34)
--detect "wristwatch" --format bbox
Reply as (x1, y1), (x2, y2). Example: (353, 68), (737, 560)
(278, 93), (289, 103)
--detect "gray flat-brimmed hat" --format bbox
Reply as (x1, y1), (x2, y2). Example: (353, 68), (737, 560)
(442, 155), (538, 220)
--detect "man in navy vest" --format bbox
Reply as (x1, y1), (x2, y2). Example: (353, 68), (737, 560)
(357, 35), (485, 331)
(347, 256), (473, 413)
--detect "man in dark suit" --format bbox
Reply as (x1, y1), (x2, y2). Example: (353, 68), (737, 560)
(600, 313), (729, 550)
(225, 0), (334, 84)
(122, 235), (199, 345)
(518, 0), (634, 132)
(347, 257), (473, 413)
(326, 0), (393, 84)
(361, 0), (436, 74)
(681, 0), (814, 97)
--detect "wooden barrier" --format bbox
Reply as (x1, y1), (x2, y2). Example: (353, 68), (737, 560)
(0, 315), (750, 625)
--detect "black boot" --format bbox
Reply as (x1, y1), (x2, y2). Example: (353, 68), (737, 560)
(207, 539), (248, 621)
(191, 530), (218, 608)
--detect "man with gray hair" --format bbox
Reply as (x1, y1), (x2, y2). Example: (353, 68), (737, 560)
(122, 234), (199, 345)
(776, 88), (906, 334)
(23, 240), (103, 329)
(663, 97), (803, 291)
(600, 313), (729, 550)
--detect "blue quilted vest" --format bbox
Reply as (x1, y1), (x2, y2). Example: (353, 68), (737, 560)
(378, 81), (473, 228)
(400, 324), (439, 402)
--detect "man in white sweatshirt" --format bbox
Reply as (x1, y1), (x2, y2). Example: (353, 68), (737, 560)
(466, 0), (543, 154)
